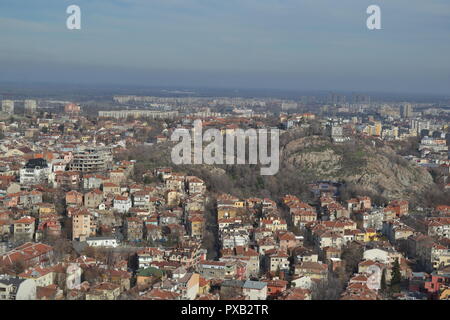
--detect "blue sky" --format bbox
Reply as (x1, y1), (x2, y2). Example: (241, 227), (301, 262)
(0, 0), (449, 94)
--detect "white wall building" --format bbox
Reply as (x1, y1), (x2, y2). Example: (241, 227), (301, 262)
(114, 196), (132, 213)
(24, 100), (37, 114)
(0, 276), (36, 300)
(242, 280), (267, 300)
(19, 159), (50, 186)
(1, 100), (14, 114)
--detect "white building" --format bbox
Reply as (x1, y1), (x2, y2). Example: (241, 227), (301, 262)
(83, 175), (104, 190)
(358, 208), (384, 231)
(114, 196), (132, 213)
(51, 161), (67, 173)
(242, 280), (267, 300)
(221, 230), (250, 249)
(1, 100), (14, 114)
(0, 276), (36, 300)
(66, 263), (83, 290)
(132, 192), (150, 207)
(363, 248), (389, 264)
(19, 159), (50, 186)
(186, 177), (205, 195)
(291, 276), (313, 289)
(24, 100), (37, 114)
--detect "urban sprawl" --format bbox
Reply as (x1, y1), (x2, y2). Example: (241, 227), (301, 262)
(0, 94), (449, 301)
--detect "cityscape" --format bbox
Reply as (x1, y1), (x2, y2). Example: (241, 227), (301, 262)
(0, 92), (448, 301)
(0, 0), (449, 306)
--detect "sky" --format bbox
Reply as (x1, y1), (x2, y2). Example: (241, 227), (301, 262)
(0, 0), (449, 94)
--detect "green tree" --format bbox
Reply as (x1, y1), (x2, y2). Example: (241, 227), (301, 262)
(380, 268), (387, 293)
(143, 176), (152, 184)
(256, 176), (265, 189)
(390, 258), (402, 294)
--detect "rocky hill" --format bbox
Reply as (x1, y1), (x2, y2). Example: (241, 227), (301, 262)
(131, 133), (435, 202)
(282, 136), (434, 201)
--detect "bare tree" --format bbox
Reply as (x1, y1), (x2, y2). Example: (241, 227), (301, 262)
(311, 272), (345, 300)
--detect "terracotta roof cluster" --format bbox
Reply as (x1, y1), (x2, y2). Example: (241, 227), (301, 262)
(0, 242), (53, 266)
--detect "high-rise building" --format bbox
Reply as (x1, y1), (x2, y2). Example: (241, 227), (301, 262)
(69, 146), (112, 173)
(411, 119), (430, 134)
(374, 121), (382, 136)
(352, 94), (371, 104)
(328, 93), (346, 105)
(400, 103), (413, 118)
(24, 99), (37, 114)
(98, 110), (179, 119)
(72, 211), (97, 241)
(65, 103), (81, 114)
(329, 125), (347, 142)
(1, 100), (14, 115)
(281, 102), (298, 111)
